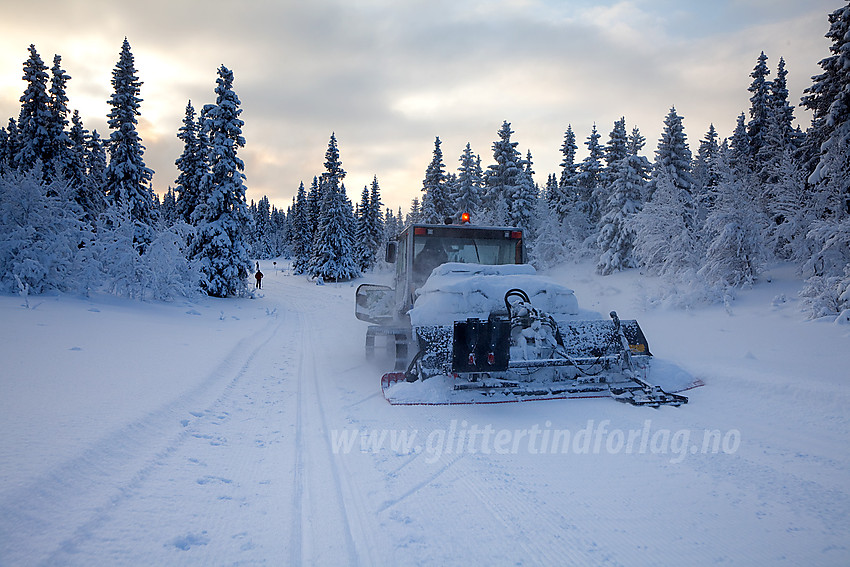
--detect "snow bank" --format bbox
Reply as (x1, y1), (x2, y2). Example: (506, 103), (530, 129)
(409, 263), (579, 327)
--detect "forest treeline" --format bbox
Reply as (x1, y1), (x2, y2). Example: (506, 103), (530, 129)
(1, 4), (848, 318)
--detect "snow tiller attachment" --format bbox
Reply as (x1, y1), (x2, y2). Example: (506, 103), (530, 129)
(382, 287), (692, 407)
(356, 222), (700, 407)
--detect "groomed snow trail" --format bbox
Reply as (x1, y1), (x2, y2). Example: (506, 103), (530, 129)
(0, 273), (391, 566)
(1, 261), (849, 566)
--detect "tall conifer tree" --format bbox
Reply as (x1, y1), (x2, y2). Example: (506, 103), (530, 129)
(104, 38), (155, 250)
(421, 136), (450, 223)
(291, 181), (311, 273)
(747, 51), (772, 166)
(577, 123), (604, 223)
(634, 107), (698, 276)
(453, 142), (483, 219)
(650, 107), (696, 231)
(175, 101), (202, 223)
(484, 121), (525, 224)
(799, 2), (850, 318)
(15, 45), (52, 174)
(553, 125), (579, 221)
(190, 65), (252, 297)
(309, 134), (358, 280)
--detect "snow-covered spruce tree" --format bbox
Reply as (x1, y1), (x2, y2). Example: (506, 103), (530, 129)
(309, 181), (359, 281)
(66, 111), (87, 187)
(634, 108), (698, 277)
(160, 187), (179, 226)
(800, 136), (850, 320)
(396, 205), (406, 233)
(308, 134), (358, 281)
(596, 126), (649, 275)
(758, 57), (802, 222)
(353, 185), (372, 271)
(577, 123), (605, 225)
(506, 150), (538, 233)
(306, 175), (322, 243)
(483, 121), (526, 225)
(550, 125), (589, 255)
(544, 173), (558, 205)
(698, 149), (766, 292)
(175, 100), (203, 224)
(529, 196), (569, 270)
(0, 121), (15, 175)
(728, 112), (752, 174)
(628, 127), (652, 191)
(633, 172), (698, 278)
(352, 178), (383, 273)
(189, 65), (253, 297)
(104, 38), (156, 251)
(291, 182), (311, 273)
(556, 125), (579, 217)
(444, 173), (457, 217)
(649, 107), (696, 232)
(250, 195), (274, 259)
(693, 124), (721, 217)
(367, 175), (385, 264)
(603, 118), (629, 177)
(764, 147), (807, 259)
(67, 110), (101, 219)
(453, 142), (483, 219)
(421, 136), (451, 223)
(315, 133), (355, 243)
(270, 205), (289, 258)
(592, 118), (631, 263)
(85, 129), (107, 211)
(395, 206), (403, 233)
(323, 133), (345, 187)
(407, 197), (422, 225)
(763, 58), (797, 159)
(14, 45), (52, 175)
(799, 2), (850, 319)
(0, 131), (7, 175)
(46, 54), (72, 182)
(384, 208), (396, 239)
(802, 123), (850, 318)
(801, 5), (848, 177)
(747, 51), (773, 172)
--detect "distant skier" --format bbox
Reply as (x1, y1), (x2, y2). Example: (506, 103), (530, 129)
(255, 262), (263, 289)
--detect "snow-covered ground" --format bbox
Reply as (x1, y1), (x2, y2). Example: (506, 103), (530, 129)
(1, 260), (848, 566)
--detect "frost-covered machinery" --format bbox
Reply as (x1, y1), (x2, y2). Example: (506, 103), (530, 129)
(356, 221), (697, 406)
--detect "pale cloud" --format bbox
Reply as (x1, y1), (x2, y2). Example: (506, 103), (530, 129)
(0, 0), (841, 211)
(574, 1), (668, 48)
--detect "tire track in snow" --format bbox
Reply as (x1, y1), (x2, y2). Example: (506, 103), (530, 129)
(376, 454), (463, 514)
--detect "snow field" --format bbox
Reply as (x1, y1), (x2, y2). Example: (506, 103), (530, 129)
(1, 260), (848, 565)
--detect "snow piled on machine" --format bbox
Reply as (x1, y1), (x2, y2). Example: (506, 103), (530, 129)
(409, 263), (580, 327)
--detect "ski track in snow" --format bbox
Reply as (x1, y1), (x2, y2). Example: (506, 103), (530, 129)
(1, 261), (849, 566)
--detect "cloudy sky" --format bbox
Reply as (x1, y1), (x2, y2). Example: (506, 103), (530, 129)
(0, 0), (841, 212)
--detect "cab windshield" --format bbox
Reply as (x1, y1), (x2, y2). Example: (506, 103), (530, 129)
(411, 228), (522, 285)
